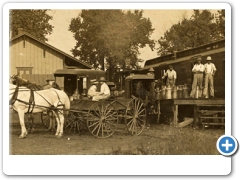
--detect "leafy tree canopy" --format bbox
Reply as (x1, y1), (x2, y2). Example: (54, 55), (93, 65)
(157, 10), (225, 56)
(10, 10), (54, 42)
(69, 10), (155, 70)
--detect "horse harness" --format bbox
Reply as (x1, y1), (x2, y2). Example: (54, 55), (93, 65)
(9, 86), (65, 114)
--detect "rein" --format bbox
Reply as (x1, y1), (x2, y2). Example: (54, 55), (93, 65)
(9, 86), (19, 105)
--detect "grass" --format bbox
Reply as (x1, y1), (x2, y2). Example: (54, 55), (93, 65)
(109, 126), (223, 155)
(9, 111), (224, 155)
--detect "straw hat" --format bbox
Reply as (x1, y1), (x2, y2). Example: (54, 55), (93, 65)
(148, 67), (154, 72)
(206, 56), (212, 61)
(197, 57), (202, 61)
(99, 77), (107, 82)
(46, 79), (55, 82)
(91, 79), (98, 84)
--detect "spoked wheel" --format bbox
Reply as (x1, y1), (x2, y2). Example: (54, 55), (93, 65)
(125, 98), (146, 135)
(87, 101), (118, 138)
(65, 111), (87, 134)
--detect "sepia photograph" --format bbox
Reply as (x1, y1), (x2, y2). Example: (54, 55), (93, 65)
(3, 2), (232, 176)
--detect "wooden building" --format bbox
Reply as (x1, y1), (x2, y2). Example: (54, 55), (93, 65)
(142, 39), (225, 98)
(141, 39), (225, 126)
(9, 31), (92, 86)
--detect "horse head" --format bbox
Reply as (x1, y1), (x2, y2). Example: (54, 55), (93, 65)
(9, 73), (18, 85)
(10, 73), (30, 86)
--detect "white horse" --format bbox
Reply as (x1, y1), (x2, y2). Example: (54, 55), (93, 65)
(9, 83), (70, 138)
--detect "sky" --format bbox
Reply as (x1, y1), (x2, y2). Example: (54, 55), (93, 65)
(46, 9), (194, 64)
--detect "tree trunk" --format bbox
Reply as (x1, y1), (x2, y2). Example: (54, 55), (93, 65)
(99, 54), (104, 71)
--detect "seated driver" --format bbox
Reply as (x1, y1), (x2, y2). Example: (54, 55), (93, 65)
(92, 77), (110, 101)
(87, 79), (100, 99)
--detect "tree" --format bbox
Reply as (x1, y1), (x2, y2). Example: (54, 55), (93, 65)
(10, 10), (54, 41)
(157, 10), (223, 56)
(69, 10), (155, 71)
(215, 10), (225, 38)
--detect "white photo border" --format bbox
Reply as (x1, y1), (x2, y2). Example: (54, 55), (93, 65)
(3, 2), (231, 176)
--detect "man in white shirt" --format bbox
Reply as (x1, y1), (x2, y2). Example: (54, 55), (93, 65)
(203, 56), (217, 98)
(162, 65), (177, 87)
(92, 77), (110, 101)
(190, 57), (204, 98)
(87, 79), (100, 99)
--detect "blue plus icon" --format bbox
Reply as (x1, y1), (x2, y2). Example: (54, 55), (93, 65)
(217, 135), (238, 156)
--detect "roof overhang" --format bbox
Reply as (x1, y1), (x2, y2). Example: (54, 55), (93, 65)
(54, 69), (105, 76)
(141, 47), (225, 70)
(125, 74), (154, 80)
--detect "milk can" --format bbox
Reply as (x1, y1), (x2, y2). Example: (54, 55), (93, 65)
(172, 86), (178, 99)
(166, 85), (172, 99)
(182, 84), (189, 98)
(73, 89), (80, 100)
(178, 85), (183, 99)
(161, 86), (166, 99)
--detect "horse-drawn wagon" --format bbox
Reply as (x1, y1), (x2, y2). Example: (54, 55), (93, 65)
(10, 69), (160, 139)
(51, 69), (159, 138)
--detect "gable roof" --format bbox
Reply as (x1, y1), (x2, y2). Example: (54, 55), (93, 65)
(10, 32), (92, 69)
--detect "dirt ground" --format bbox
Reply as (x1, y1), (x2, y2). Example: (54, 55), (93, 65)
(9, 110), (224, 155)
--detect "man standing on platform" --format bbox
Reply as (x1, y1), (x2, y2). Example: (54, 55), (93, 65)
(190, 57), (204, 98)
(162, 65), (177, 87)
(203, 56), (217, 99)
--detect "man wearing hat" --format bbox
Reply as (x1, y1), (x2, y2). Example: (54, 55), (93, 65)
(162, 65), (177, 87)
(87, 79), (100, 99)
(190, 57), (205, 98)
(43, 79), (54, 89)
(147, 67), (155, 78)
(92, 77), (110, 101)
(203, 56), (217, 98)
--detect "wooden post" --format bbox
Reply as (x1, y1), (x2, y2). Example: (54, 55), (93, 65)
(193, 105), (199, 127)
(157, 100), (160, 124)
(173, 104), (178, 127)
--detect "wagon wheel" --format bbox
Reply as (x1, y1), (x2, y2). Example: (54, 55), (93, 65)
(41, 111), (56, 131)
(125, 98), (146, 135)
(87, 101), (118, 138)
(65, 111), (87, 134)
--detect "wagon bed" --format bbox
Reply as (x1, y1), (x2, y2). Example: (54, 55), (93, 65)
(62, 97), (147, 138)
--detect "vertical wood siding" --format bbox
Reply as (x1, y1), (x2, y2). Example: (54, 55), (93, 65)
(10, 36), (64, 76)
(22, 74), (64, 87)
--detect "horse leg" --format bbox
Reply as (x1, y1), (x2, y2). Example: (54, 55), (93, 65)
(52, 114), (56, 131)
(27, 114), (35, 133)
(58, 112), (65, 137)
(48, 111), (54, 131)
(18, 109), (28, 138)
(53, 111), (63, 138)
